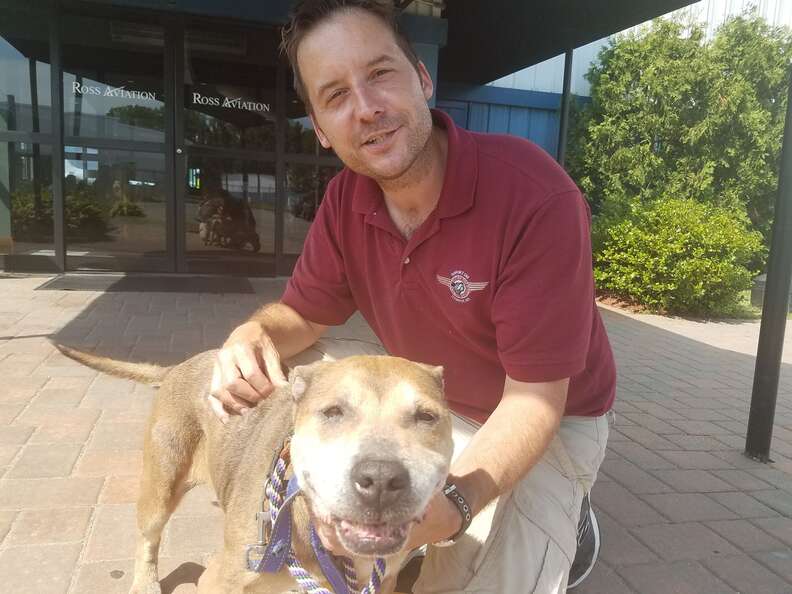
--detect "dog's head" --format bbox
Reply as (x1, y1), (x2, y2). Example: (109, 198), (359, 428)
(288, 355), (453, 558)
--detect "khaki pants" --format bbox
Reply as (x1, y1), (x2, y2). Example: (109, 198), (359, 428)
(289, 339), (611, 594)
(413, 413), (610, 594)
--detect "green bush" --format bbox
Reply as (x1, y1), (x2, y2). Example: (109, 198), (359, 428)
(109, 197), (146, 218)
(11, 181), (113, 242)
(594, 198), (766, 315)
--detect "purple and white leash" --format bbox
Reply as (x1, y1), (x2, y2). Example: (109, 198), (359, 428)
(250, 439), (387, 594)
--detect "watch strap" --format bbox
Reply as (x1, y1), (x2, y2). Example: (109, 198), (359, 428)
(434, 482), (473, 547)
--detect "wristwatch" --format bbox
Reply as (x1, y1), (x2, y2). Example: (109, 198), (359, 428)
(433, 483), (473, 547)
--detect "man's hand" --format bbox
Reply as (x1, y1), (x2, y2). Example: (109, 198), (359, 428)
(208, 321), (289, 423)
(314, 488), (462, 556)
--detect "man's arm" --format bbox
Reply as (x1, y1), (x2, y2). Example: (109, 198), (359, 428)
(209, 302), (328, 421)
(407, 376), (569, 546)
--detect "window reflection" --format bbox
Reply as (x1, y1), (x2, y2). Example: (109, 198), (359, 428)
(285, 89), (335, 156)
(0, 142), (54, 256)
(65, 147), (166, 264)
(184, 27), (276, 150)
(186, 156), (276, 256)
(284, 164), (342, 254)
(62, 17), (165, 142)
(0, 14), (51, 134)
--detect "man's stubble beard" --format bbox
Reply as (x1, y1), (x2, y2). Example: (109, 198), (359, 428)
(346, 106), (435, 193)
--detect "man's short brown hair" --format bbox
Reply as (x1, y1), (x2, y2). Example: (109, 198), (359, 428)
(280, 0), (421, 112)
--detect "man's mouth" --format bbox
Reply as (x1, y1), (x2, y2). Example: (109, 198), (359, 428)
(335, 518), (414, 556)
(362, 127), (399, 147)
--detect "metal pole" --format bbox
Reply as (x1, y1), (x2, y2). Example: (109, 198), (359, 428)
(557, 49), (573, 167)
(745, 65), (792, 462)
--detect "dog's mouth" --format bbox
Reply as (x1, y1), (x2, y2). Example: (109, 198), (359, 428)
(335, 518), (416, 556)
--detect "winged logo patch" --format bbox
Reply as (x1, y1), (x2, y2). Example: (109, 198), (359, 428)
(436, 270), (489, 303)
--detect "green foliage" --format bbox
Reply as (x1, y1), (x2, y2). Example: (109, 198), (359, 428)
(566, 11), (792, 315)
(109, 197), (146, 218)
(569, 12), (792, 243)
(10, 180), (112, 242)
(595, 198), (766, 315)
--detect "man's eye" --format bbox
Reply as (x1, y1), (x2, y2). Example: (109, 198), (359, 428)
(322, 405), (344, 419)
(328, 89), (345, 103)
(374, 69), (390, 78)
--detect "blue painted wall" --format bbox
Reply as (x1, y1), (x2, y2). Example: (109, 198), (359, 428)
(437, 83), (566, 157)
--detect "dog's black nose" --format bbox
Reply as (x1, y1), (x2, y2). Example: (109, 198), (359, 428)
(351, 459), (410, 509)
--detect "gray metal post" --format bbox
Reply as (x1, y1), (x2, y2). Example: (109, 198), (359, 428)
(745, 67), (792, 462)
(557, 49), (574, 167)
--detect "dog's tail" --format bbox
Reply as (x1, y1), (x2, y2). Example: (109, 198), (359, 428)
(54, 344), (172, 384)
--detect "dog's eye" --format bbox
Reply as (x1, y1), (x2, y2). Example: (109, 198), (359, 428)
(322, 405), (344, 420)
(415, 409), (437, 424)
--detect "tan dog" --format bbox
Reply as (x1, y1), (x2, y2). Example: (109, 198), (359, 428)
(57, 341), (453, 594)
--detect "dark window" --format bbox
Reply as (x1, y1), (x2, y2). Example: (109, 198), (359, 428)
(0, 13), (52, 134)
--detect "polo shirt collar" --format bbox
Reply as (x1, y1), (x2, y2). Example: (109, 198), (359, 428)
(351, 108), (478, 219)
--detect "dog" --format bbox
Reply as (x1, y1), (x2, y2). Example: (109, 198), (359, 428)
(57, 340), (453, 594)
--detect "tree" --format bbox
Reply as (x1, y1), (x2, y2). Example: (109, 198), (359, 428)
(568, 12), (792, 246)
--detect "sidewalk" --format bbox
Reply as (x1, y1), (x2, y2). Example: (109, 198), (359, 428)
(0, 274), (790, 594)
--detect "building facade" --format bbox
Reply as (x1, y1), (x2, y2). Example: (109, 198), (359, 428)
(0, 0), (445, 276)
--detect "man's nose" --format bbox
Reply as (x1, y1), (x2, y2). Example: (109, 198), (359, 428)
(352, 84), (384, 122)
(351, 459), (411, 510)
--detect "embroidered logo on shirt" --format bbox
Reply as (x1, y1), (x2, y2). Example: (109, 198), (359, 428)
(436, 271), (489, 303)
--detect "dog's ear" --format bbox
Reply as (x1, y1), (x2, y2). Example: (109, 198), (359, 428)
(416, 363), (444, 391)
(288, 360), (330, 401)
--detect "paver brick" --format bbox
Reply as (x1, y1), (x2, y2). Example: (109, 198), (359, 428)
(753, 517), (792, 548)
(641, 493), (737, 522)
(657, 451), (732, 470)
(73, 449), (143, 478)
(708, 491), (781, 519)
(574, 562), (635, 594)
(6, 507), (93, 545)
(590, 482), (668, 526)
(751, 489), (792, 517)
(650, 470), (733, 493)
(0, 543), (82, 594)
(705, 519), (786, 553)
(7, 444), (83, 478)
(0, 424), (35, 446)
(0, 477), (104, 509)
(702, 554), (792, 594)
(30, 420), (98, 445)
(619, 560), (734, 594)
(599, 458), (675, 494)
(630, 522), (740, 561)
(99, 476), (141, 504)
(83, 504), (138, 561)
(752, 549), (792, 583)
(595, 511), (659, 566)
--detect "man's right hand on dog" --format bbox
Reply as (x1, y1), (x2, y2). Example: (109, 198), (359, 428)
(209, 321), (288, 423)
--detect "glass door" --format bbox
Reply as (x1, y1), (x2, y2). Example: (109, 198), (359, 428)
(177, 21), (280, 275)
(61, 13), (172, 272)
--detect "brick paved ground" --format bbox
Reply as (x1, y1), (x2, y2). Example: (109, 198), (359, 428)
(0, 274), (791, 593)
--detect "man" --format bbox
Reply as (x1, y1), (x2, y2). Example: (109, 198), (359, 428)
(209, 1), (616, 591)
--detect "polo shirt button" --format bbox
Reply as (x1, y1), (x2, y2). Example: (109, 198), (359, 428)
(403, 257), (410, 264)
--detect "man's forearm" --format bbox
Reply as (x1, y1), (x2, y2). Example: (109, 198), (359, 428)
(245, 302), (327, 359)
(450, 377), (569, 517)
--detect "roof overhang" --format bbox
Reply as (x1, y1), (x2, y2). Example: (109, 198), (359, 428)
(439, 0), (699, 85)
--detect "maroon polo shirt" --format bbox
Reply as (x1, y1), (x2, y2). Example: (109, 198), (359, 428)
(282, 109), (616, 423)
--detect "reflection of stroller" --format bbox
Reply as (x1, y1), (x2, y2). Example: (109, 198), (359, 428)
(197, 191), (261, 253)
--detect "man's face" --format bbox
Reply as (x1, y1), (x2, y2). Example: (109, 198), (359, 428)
(297, 9), (435, 182)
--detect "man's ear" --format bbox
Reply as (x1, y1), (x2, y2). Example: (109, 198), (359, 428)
(417, 60), (435, 102)
(289, 360), (331, 401)
(309, 114), (332, 149)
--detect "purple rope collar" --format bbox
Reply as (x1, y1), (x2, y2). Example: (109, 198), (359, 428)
(245, 440), (387, 594)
